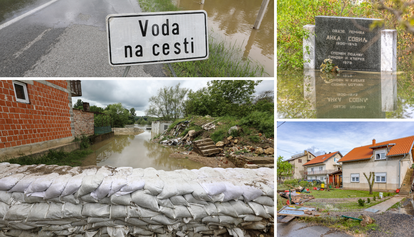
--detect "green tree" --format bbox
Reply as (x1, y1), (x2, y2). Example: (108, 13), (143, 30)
(104, 103), (130, 128)
(73, 99), (83, 110)
(277, 156), (293, 183)
(185, 80), (262, 117)
(90, 105), (104, 113)
(146, 83), (189, 121)
(130, 108), (136, 116)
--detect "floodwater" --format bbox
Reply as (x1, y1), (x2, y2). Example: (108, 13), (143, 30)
(173, 0), (274, 77)
(82, 130), (204, 170)
(277, 70), (414, 119)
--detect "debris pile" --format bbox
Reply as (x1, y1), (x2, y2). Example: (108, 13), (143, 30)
(0, 163), (274, 236)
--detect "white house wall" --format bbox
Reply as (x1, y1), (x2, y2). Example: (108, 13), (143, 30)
(342, 154), (412, 192)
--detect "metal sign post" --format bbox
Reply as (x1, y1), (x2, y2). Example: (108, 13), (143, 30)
(106, 11), (209, 71)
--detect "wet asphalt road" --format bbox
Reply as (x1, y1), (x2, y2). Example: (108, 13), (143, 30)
(0, 0), (166, 77)
(277, 221), (353, 237)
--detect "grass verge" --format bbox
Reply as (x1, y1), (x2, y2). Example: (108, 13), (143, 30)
(309, 189), (386, 199)
(137, 0), (266, 77)
(7, 149), (93, 167)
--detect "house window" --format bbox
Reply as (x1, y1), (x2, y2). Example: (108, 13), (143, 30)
(375, 172), (386, 183)
(298, 159), (302, 163)
(351, 173), (359, 183)
(375, 152), (386, 160)
(319, 167), (323, 171)
(13, 81), (30, 103)
(311, 168), (314, 172)
(164, 125), (168, 130)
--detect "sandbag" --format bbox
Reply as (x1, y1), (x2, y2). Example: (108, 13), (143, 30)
(116, 175), (145, 196)
(61, 173), (85, 196)
(44, 174), (71, 199)
(0, 173), (25, 191)
(82, 203), (110, 218)
(131, 190), (159, 212)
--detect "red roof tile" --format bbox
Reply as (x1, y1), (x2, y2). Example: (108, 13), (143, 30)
(338, 136), (414, 162)
(303, 152), (339, 166)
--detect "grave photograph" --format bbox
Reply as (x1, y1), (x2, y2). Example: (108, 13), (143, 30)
(277, 0), (414, 119)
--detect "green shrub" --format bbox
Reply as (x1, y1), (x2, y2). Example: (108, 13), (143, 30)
(358, 198), (365, 207)
(373, 196), (376, 201)
(367, 198), (371, 204)
(240, 111), (274, 138)
(284, 179), (299, 187)
(249, 135), (260, 143)
(299, 181), (309, 188)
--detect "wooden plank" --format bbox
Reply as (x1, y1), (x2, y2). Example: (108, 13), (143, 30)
(278, 215), (296, 223)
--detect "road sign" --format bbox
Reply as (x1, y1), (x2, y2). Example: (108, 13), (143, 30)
(106, 11), (209, 66)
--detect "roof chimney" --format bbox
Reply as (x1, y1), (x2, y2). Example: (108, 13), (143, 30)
(83, 102), (90, 112)
(372, 139), (376, 145)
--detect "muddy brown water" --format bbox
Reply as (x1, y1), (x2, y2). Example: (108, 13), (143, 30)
(278, 70), (414, 119)
(82, 130), (204, 170)
(173, 0), (274, 77)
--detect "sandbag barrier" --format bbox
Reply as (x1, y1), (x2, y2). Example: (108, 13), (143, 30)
(0, 163), (274, 237)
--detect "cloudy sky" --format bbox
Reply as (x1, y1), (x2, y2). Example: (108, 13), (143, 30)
(72, 79), (274, 116)
(277, 121), (414, 160)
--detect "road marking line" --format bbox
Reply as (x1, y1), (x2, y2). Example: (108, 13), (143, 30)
(14, 29), (51, 58)
(0, 0), (59, 31)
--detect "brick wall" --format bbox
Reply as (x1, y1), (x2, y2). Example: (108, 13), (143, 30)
(0, 80), (73, 149)
(73, 109), (94, 137)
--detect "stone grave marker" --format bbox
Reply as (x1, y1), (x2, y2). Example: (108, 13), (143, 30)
(304, 16), (397, 71)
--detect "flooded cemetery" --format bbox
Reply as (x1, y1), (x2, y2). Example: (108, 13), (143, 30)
(277, 1), (414, 236)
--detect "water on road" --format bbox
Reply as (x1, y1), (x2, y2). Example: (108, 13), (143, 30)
(82, 130), (204, 170)
(173, 0), (274, 77)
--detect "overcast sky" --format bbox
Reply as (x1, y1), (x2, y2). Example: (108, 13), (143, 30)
(72, 79), (274, 116)
(277, 121), (414, 160)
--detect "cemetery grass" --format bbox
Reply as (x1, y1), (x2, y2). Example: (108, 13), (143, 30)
(277, 0), (414, 71)
(137, 0), (266, 77)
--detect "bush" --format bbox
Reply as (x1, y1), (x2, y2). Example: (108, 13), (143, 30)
(249, 135), (260, 143)
(367, 198), (371, 204)
(299, 181), (309, 188)
(240, 111), (274, 138)
(358, 198), (365, 207)
(373, 196), (376, 201)
(284, 179), (299, 187)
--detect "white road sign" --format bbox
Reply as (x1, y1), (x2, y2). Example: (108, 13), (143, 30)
(106, 11), (209, 66)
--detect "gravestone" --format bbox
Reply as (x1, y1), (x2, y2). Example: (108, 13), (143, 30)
(304, 16), (397, 72)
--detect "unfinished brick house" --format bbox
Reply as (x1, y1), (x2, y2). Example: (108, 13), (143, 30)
(0, 80), (82, 160)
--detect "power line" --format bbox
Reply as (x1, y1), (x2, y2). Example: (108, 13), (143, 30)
(277, 148), (295, 154)
(277, 121), (286, 128)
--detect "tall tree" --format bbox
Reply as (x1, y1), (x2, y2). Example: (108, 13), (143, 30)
(146, 83), (189, 121)
(90, 105), (104, 113)
(104, 103), (130, 128)
(185, 80), (262, 117)
(130, 108), (136, 116)
(277, 156), (293, 183)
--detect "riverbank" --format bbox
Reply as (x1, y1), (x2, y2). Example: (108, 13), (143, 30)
(137, 0), (268, 77)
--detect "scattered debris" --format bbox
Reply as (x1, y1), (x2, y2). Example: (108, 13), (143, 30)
(360, 214), (374, 227)
(201, 121), (216, 131)
(228, 125), (240, 134)
(277, 206), (318, 223)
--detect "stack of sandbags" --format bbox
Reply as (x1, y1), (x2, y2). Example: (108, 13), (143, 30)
(0, 163), (274, 237)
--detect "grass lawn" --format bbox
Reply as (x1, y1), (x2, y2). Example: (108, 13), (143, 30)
(308, 189), (395, 199)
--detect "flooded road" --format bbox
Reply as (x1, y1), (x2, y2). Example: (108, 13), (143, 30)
(278, 70), (414, 119)
(173, 0), (274, 77)
(82, 130), (204, 170)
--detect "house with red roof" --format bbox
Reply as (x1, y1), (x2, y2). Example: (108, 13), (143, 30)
(303, 151), (342, 183)
(282, 150), (316, 180)
(338, 136), (414, 192)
